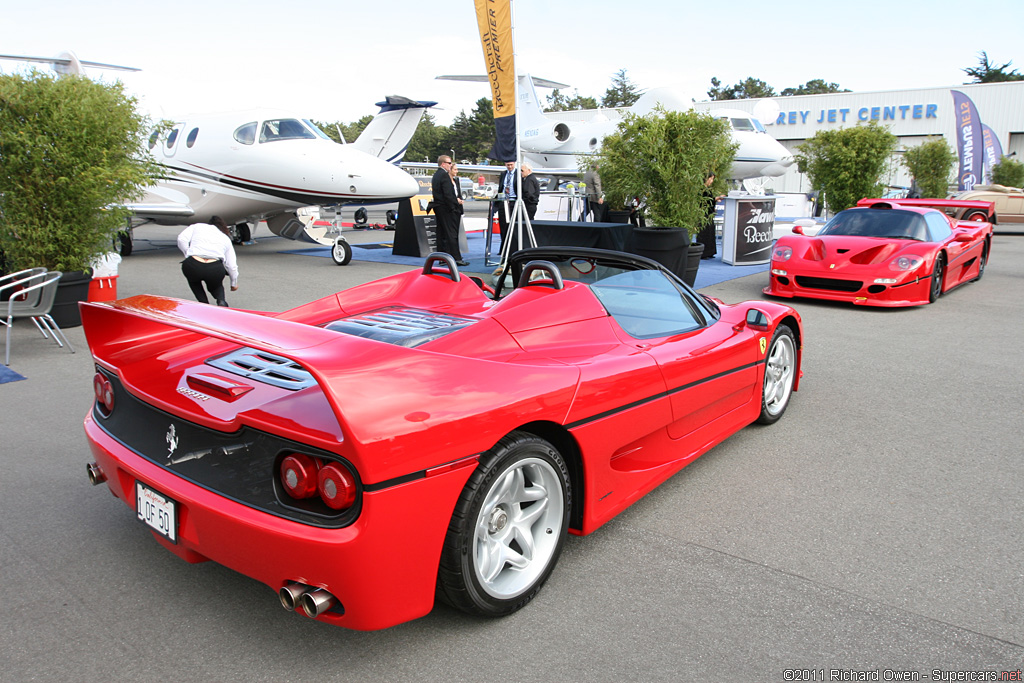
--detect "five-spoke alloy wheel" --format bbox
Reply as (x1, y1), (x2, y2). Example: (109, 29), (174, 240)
(758, 324), (796, 425)
(437, 432), (570, 617)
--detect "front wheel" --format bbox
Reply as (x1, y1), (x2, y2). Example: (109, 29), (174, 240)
(331, 238), (352, 266)
(437, 432), (570, 618)
(929, 253), (945, 303)
(757, 324), (796, 425)
(972, 241), (989, 281)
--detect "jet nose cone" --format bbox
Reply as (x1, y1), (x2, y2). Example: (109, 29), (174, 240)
(351, 157), (419, 200)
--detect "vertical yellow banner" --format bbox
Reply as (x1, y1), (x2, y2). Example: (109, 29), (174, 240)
(474, 0), (517, 161)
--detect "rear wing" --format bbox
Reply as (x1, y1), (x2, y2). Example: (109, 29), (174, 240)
(856, 197), (995, 221)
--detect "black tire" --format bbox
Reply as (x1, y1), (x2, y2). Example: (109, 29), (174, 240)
(964, 210), (988, 222)
(757, 324), (797, 425)
(235, 222), (252, 243)
(116, 230), (133, 257)
(929, 253), (945, 303)
(436, 432), (570, 618)
(972, 240), (989, 282)
(331, 238), (352, 266)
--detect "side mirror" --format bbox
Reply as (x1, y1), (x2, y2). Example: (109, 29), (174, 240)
(745, 308), (771, 330)
(793, 218), (816, 236)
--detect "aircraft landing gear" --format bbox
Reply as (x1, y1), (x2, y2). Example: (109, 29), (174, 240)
(231, 222), (252, 245)
(115, 227), (133, 256)
(332, 237), (352, 266)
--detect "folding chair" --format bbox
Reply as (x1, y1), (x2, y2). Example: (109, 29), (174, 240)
(1, 270), (75, 365)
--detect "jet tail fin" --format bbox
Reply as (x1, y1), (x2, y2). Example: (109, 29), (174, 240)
(350, 96), (436, 164)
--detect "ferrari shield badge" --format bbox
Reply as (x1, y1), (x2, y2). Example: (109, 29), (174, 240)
(759, 337), (767, 355)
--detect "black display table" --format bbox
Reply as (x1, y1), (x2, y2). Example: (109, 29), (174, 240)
(528, 220), (633, 252)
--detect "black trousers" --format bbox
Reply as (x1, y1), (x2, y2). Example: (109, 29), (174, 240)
(435, 210), (463, 261)
(181, 256), (228, 306)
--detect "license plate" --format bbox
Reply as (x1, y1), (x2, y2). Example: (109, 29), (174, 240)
(136, 481), (177, 543)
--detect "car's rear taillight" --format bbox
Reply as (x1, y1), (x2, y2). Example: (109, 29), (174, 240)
(318, 463), (356, 510)
(280, 454), (321, 499)
(93, 372), (114, 415)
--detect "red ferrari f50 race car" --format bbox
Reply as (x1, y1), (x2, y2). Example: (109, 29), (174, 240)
(764, 200), (993, 307)
(83, 247), (802, 630)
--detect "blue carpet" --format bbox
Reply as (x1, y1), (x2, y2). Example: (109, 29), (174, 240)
(0, 365), (26, 384)
(284, 234), (768, 289)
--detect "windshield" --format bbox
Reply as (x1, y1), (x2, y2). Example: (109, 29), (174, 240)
(819, 208), (927, 241)
(259, 119), (317, 143)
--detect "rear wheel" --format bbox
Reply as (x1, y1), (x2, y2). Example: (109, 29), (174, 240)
(331, 238), (352, 265)
(964, 210), (988, 222)
(972, 241), (989, 281)
(929, 253), (945, 303)
(437, 432), (570, 617)
(757, 324), (796, 425)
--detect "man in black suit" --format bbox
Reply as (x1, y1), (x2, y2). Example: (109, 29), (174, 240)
(521, 163), (541, 220)
(431, 154), (467, 265)
(495, 160), (517, 248)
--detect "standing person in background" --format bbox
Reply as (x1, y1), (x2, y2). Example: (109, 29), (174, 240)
(521, 163), (541, 220)
(583, 163), (605, 222)
(496, 159), (518, 247)
(177, 215), (239, 306)
(431, 154), (467, 266)
(696, 173), (720, 259)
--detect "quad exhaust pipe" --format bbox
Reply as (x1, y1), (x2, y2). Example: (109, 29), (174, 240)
(279, 582), (338, 618)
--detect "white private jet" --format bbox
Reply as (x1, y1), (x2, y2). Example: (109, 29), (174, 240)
(0, 52), (430, 263)
(130, 98), (432, 260)
(434, 74), (794, 181)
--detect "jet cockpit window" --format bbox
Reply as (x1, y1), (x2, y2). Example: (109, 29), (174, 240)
(752, 119), (766, 133)
(186, 128), (199, 148)
(259, 119), (316, 143)
(730, 118), (756, 132)
(233, 123), (257, 145)
(303, 119), (333, 141)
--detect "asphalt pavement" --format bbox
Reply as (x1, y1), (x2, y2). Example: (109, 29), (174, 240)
(2, 216), (1022, 682)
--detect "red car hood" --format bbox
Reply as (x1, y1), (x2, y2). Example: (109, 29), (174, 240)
(787, 235), (927, 265)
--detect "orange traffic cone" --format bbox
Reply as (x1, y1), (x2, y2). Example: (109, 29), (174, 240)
(492, 214), (500, 234)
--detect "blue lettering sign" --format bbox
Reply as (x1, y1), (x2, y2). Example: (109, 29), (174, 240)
(800, 111), (809, 123)
(776, 112), (786, 125)
(883, 106), (895, 120)
(900, 105), (910, 119)
(870, 106), (880, 120)
(840, 109), (850, 122)
(926, 104), (937, 118)
(858, 108), (868, 121)
(788, 111), (797, 124)
(827, 109), (836, 123)
(913, 104), (923, 119)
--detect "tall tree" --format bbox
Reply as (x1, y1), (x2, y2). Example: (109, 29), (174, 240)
(601, 69), (643, 108)
(443, 98), (495, 162)
(707, 77), (776, 100)
(781, 79), (850, 96)
(545, 89), (599, 112)
(963, 51), (1024, 83)
(796, 121), (897, 213)
(312, 116), (372, 144)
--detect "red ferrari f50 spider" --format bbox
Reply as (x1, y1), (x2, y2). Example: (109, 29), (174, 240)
(83, 247), (802, 630)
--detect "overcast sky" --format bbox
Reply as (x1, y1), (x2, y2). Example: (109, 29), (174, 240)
(3, 0), (1022, 126)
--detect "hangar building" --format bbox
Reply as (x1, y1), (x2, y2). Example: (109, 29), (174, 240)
(691, 81), (1024, 195)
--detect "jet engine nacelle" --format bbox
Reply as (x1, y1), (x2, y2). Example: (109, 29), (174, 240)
(523, 122), (574, 152)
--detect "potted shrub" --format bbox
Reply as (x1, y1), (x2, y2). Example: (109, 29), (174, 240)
(0, 70), (158, 326)
(596, 106), (735, 285)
